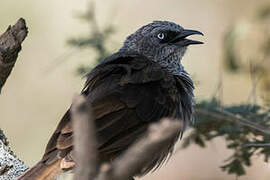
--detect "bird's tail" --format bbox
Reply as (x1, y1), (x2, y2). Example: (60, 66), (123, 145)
(18, 159), (63, 180)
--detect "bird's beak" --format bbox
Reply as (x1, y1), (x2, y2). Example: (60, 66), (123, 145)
(169, 29), (204, 47)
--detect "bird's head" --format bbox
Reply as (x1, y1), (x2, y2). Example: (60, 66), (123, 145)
(120, 21), (203, 75)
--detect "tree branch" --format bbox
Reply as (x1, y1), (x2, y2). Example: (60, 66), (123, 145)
(0, 18), (29, 180)
(103, 119), (182, 180)
(72, 95), (99, 180)
(195, 107), (270, 136)
(0, 129), (28, 180)
(244, 143), (270, 147)
(0, 18), (28, 93)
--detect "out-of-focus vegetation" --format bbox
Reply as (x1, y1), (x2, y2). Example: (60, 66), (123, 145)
(223, 4), (270, 105)
(184, 99), (270, 176)
(185, 4), (270, 176)
(67, 3), (115, 75)
(68, 3), (270, 178)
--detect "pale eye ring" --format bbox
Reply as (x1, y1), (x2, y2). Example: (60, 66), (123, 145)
(157, 33), (165, 40)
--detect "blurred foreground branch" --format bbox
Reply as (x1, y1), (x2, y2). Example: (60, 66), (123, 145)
(72, 95), (99, 180)
(103, 119), (182, 180)
(71, 95), (182, 180)
(0, 18), (29, 179)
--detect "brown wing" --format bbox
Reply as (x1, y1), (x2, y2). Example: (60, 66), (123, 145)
(42, 53), (188, 172)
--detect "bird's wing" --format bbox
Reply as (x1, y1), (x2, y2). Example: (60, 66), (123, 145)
(42, 53), (183, 167)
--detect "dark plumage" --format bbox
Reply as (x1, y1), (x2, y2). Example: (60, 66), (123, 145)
(19, 21), (203, 180)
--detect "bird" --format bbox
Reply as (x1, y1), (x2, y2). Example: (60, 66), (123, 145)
(19, 20), (203, 180)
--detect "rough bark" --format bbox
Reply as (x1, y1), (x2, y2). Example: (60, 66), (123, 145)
(0, 18), (28, 93)
(0, 18), (29, 180)
(0, 130), (29, 180)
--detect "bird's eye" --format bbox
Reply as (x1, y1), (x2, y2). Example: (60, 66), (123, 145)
(157, 33), (165, 40)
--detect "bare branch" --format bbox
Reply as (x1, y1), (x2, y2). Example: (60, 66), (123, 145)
(244, 143), (270, 147)
(96, 119), (183, 180)
(71, 95), (99, 180)
(195, 107), (270, 136)
(0, 18), (28, 180)
(0, 18), (28, 93)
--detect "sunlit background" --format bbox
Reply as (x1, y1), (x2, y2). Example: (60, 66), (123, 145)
(1, 0), (270, 179)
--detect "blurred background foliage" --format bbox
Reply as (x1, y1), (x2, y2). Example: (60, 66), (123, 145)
(223, 3), (270, 105)
(67, 3), (115, 75)
(68, 2), (270, 178)
(186, 100), (270, 176)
